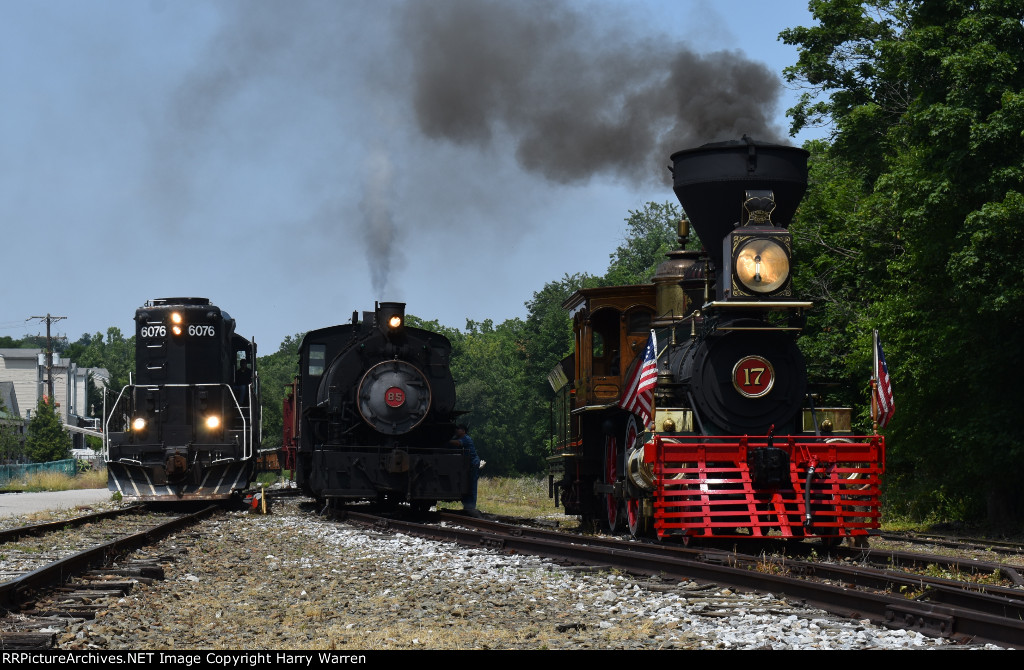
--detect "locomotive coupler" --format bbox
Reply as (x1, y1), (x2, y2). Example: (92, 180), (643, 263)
(385, 449), (410, 473)
(165, 451), (189, 478)
(747, 446), (790, 489)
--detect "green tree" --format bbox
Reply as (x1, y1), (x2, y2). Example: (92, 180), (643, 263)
(449, 318), (534, 475)
(256, 334), (305, 448)
(519, 272), (602, 461)
(783, 0), (1024, 522)
(65, 328), (135, 392)
(604, 202), (683, 285)
(789, 140), (879, 419)
(25, 397), (70, 463)
(465, 204), (687, 474)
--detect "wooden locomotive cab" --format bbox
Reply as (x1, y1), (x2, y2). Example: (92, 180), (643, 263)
(547, 285), (655, 530)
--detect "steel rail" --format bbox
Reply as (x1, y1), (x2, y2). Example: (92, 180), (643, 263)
(0, 504), (219, 609)
(337, 510), (1024, 648)
(0, 504), (147, 543)
(877, 531), (1024, 556)
(448, 512), (1024, 595)
(781, 540), (1024, 586)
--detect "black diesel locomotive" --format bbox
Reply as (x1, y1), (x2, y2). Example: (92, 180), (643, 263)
(548, 138), (885, 543)
(286, 302), (473, 508)
(105, 298), (260, 501)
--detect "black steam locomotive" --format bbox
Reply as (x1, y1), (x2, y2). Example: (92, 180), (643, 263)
(105, 297), (260, 501)
(548, 137), (885, 543)
(286, 302), (473, 508)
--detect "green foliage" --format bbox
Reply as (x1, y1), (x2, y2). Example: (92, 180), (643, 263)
(65, 328), (135, 392)
(441, 205), (681, 475)
(25, 397), (70, 463)
(784, 0), (1024, 522)
(789, 140), (880, 422)
(446, 205), (681, 474)
(256, 334), (304, 448)
(254, 204), (684, 476)
(522, 272), (598, 399)
(604, 202), (683, 285)
(449, 318), (532, 475)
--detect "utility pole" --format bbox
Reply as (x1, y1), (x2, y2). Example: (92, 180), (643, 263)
(27, 313), (67, 404)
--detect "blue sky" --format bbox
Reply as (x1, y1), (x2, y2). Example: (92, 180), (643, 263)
(0, 0), (825, 351)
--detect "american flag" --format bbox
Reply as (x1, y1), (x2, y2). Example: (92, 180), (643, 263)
(619, 330), (658, 427)
(874, 331), (895, 429)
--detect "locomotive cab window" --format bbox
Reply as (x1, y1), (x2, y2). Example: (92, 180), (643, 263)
(308, 344), (326, 376)
(590, 309), (621, 377)
(234, 351), (252, 386)
(626, 309), (653, 333)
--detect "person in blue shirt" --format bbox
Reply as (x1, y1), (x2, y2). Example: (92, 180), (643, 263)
(450, 424), (481, 516)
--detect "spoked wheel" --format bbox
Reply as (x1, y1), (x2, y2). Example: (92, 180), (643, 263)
(603, 434), (625, 533)
(626, 497), (647, 537)
(622, 416), (649, 538)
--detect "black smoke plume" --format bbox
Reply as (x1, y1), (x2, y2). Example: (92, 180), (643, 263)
(400, 0), (784, 186)
(159, 1), (786, 298)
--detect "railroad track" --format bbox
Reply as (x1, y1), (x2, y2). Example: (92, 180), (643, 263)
(875, 531), (1024, 558)
(0, 505), (220, 649)
(329, 508), (1024, 648)
(0, 504), (147, 544)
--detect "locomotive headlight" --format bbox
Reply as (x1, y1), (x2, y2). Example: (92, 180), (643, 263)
(389, 315), (403, 329)
(205, 415), (221, 430)
(171, 312), (182, 324)
(735, 238), (790, 294)
(132, 417), (147, 431)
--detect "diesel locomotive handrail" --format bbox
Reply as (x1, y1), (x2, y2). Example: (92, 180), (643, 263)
(105, 297), (260, 502)
(102, 384), (132, 461)
(106, 382), (253, 458)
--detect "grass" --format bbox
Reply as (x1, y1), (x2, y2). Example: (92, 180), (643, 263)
(1, 468), (108, 492)
(256, 470), (292, 486)
(438, 475), (572, 523)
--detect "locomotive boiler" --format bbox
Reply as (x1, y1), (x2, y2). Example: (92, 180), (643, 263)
(104, 297), (260, 501)
(548, 137), (885, 543)
(286, 302), (474, 508)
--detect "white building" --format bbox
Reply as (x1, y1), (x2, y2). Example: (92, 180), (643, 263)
(0, 348), (108, 434)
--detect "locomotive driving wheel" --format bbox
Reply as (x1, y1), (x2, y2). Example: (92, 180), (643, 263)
(626, 495), (648, 538)
(603, 435), (625, 533)
(623, 416), (649, 538)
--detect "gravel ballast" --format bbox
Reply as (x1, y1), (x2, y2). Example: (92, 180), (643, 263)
(52, 498), (989, 650)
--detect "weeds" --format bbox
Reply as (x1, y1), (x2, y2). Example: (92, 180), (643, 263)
(437, 475), (572, 524)
(753, 551), (790, 576)
(256, 471), (291, 486)
(1, 468), (107, 492)
(920, 563), (1003, 586)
